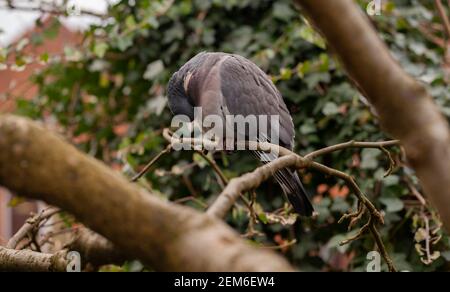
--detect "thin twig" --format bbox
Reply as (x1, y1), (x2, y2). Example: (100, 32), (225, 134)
(7, 207), (60, 249)
(422, 212), (432, 265)
(194, 150), (229, 186)
(405, 177), (427, 206)
(261, 239), (297, 250)
(0, 1), (107, 19)
(435, 0), (450, 39)
(38, 226), (80, 247)
(131, 145), (172, 182)
(173, 196), (208, 209)
(181, 173), (199, 197)
(305, 140), (400, 160)
(418, 23), (446, 48)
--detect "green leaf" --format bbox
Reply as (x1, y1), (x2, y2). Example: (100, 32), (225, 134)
(8, 196), (26, 207)
(40, 52), (49, 64)
(383, 175), (399, 186)
(360, 149), (379, 169)
(322, 102), (339, 116)
(297, 25), (326, 49)
(258, 212), (268, 224)
(144, 60), (164, 80)
(273, 2), (295, 21)
(116, 36), (133, 51)
(380, 197), (404, 213)
(125, 15), (137, 29)
(299, 123), (316, 135)
(43, 19), (61, 39)
(0, 47), (7, 63)
(193, 153), (208, 169)
(94, 42), (109, 58)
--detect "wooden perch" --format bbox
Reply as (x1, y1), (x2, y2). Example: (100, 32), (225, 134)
(0, 115), (293, 272)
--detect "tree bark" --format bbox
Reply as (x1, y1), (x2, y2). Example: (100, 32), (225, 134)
(0, 228), (126, 272)
(295, 0), (450, 231)
(0, 115), (293, 271)
(0, 246), (68, 272)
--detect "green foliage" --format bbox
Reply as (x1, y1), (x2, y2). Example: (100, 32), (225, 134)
(7, 0), (450, 271)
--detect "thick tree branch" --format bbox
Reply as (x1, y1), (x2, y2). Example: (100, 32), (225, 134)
(295, 0), (450, 232)
(0, 227), (127, 271)
(0, 115), (293, 272)
(66, 228), (128, 269)
(0, 246), (68, 272)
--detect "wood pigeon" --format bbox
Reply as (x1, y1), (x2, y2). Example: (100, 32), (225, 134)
(167, 52), (314, 216)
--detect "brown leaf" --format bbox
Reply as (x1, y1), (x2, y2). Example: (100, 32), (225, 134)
(113, 123), (130, 137)
(72, 133), (91, 144)
(317, 184), (328, 195)
(329, 185), (349, 199)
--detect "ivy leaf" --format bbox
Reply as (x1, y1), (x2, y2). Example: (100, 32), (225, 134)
(144, 60), (165, 80)
(360, 149), (379, 169)
(94, 42), (109, 58)
(380, 197), (404, 213)
(322, 102), (340, 116)
(297, 25), (326, 49)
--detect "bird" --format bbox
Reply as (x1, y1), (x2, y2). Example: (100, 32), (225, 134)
(167, 52), (314, 216)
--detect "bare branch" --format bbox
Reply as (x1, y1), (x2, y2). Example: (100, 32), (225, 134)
(207, 154), (301, 219)
(435, 0), (450, 39)
(304, 140), (400, 160)
(194, 150), (229, 186)
(131, 145), (172, 182)
(160, 130), (395, 271)
(7, 207), (60, 249)
(296, 0), (450, 233)
(0, 0), (107, 19)
(1, 227), (128, 271)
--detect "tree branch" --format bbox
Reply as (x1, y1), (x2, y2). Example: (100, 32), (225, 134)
(0, 115), (293, 272)
(304, 140), (399, 160)
(7, 207), (60, 249)
(296, 0), (450, 232)
(131, 145), (172, 182)
(1, 227), (128, 271)
(161, 130), (396, 271)
(0, 246), (68, 272)
(0, 0), (107, 19)
(435, 0), (450, 39)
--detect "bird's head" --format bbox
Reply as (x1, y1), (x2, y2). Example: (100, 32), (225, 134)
(167, 52), (208, 120)
(167, 70), (194, 120)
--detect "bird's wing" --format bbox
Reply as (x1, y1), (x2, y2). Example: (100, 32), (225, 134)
(218, 54), (295, 149)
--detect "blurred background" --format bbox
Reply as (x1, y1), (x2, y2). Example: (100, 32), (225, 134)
(0, 0), (449, 271)
(0, 0), (115, 246)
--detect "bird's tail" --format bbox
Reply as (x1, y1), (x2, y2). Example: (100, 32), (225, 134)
(274, 168), (314, 217)
(253, 151), (314, 217)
